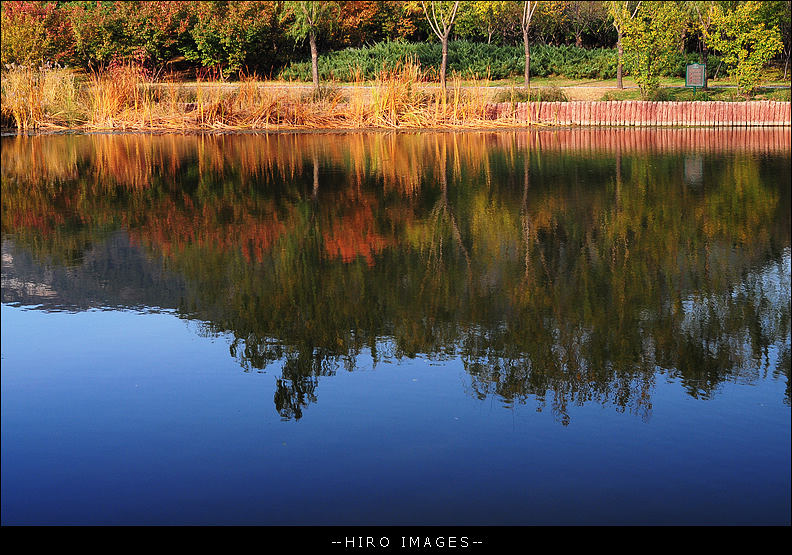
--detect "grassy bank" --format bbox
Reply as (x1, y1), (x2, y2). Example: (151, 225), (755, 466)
(2, 63), (790, 132)
(600, 85), (791, 102)
(1, 63), (555, 131)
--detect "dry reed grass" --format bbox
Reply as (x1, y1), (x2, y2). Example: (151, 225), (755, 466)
(0, 66), (81, 129)
(1, 62), (541, 131)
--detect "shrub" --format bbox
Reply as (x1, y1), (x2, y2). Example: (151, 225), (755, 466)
(300, 83), (345, 103)
(493, 85), (568, 103)
(279, 40), (619, 82)
(647, 88), (672, 102)
(766, 88), (791, 102)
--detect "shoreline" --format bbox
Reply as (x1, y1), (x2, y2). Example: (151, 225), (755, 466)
(3, 99), (789, 134)
(3, 65), (788, 132)
(4, 127), (789, 157)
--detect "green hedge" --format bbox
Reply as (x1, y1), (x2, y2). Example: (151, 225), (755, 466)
(278, 40), (724, 82)
(278, 40), (618, 81)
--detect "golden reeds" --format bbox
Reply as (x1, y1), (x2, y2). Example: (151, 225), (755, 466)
(1, 62), (544, 132)
(0, 66), (80, 129)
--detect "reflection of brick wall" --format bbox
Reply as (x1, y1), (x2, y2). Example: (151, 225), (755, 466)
(490, 101), (791, 127)
(508, 127), (791, 154)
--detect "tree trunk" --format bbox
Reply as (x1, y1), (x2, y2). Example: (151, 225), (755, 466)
(440, 35), (448, 92)
(617, 28), (623, 90)
(310, 31), (319, 91)
(575, 32), (583, 48)
(702, 45), (709, 90)
(523, 27), (531, 89)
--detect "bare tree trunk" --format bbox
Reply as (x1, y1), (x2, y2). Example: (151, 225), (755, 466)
(310, 30), (319, 91)
(617, 28), (624, 89)
(523, 27), (531, 89)
(702, 45), (709, 90)
(440, 35), (448, 91)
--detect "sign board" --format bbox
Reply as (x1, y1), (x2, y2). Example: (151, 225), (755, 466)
(685, 63), (706, 89)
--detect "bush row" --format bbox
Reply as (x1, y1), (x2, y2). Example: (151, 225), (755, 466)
(279, 40), (725, 82)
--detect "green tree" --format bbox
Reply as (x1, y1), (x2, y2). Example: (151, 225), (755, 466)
(566, 0), (608, 47)
(418, 1), (461, 91)
(705, 1), (784, 95)
(183, 1), (284, 78)
(63, 1), (129, 69)
(619, 1), (687, 98)
(688, 1), (718, 87)
(532, 0), (568, 45)
(281, 1), (339, 91)
(775, 0), (791, 80)
(455, 1), (510, 44)
(606, 1), (640, 90)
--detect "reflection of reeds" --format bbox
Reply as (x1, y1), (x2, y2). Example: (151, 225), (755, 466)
(1, 63), (533, 131)
(3, 129), (790, 202)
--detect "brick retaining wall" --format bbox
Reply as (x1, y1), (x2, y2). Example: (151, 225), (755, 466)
(487, 101), (791, 127)
(500, 127), (791, 155)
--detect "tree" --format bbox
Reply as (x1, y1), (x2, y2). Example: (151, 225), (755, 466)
(419, 1), (460, 91)
(619, 1), (687, 98)
(0, 1), (54, 67)
(182, 1), (283, 79)
(705, 1), (784, 95)
(774, 0), (792, 80)
(521, 1), (539, 89)
(606, 1), (640, 90)
(333, 1), (412, 47)
(282, 1), (339, 91)
(688, 1), (717, 87)
(533, 0), (567, 46)
(566, 0), (607, 47)
(455, 1), (510, 44)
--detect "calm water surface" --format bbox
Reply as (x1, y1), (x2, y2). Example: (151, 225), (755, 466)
(1, 130), (790, 525)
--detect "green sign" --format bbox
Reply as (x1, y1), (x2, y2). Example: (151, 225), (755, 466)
(685, 63), (706, 89)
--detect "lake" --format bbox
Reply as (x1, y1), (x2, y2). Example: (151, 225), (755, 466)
(1, 129), (790, 526)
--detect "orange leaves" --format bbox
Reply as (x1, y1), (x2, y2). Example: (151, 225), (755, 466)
(322, 195), (392, 266)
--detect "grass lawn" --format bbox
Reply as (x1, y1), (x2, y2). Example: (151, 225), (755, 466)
(596, 86), (791, 102)
(167, 77), (790, 103)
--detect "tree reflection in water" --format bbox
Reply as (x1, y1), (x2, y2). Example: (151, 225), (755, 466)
(2, 130), (789, 422)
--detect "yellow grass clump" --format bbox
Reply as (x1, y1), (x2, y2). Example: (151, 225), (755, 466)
(1, 62), (538, 132)
(1, 65), (80, 129)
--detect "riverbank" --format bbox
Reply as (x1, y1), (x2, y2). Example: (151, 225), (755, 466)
(2, 65), (790, 131)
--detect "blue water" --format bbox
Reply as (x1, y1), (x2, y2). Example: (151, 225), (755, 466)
(2, 303), (789, 525)
(1, 131), (790, 525)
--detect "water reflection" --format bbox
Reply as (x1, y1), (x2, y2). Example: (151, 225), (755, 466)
(2, 130), (790, 422)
